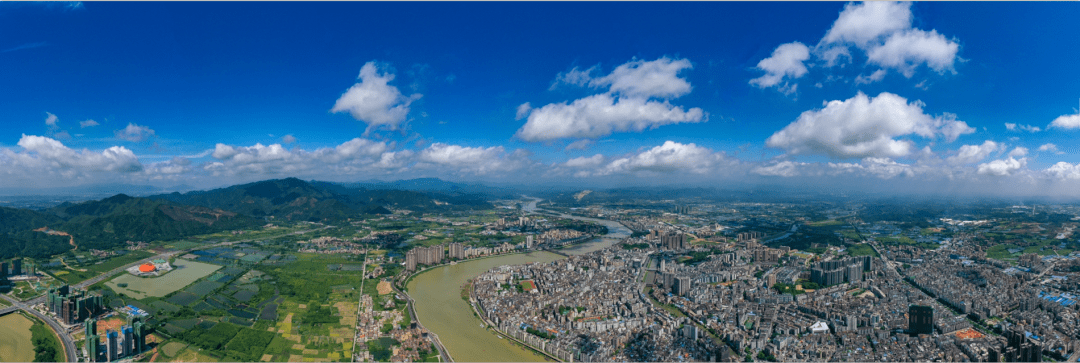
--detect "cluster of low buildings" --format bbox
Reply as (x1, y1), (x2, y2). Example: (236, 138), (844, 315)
(297, 236), (366, 254)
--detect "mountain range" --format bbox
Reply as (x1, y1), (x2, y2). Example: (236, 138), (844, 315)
(0, 178), (493, 260)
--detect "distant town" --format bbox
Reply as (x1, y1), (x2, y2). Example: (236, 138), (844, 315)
(2, 179), (1079, 363)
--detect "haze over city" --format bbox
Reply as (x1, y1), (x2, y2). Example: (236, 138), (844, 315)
(2, 2), (1079, 197)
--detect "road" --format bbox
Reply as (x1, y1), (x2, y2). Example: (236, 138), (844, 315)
(1, 293), (77, 362)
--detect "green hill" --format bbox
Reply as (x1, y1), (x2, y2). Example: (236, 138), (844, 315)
(0, 206), (70, 259)
(47, 194), (259, 250)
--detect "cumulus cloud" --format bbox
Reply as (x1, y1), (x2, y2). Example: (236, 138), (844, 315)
(80, 119), (99, 128)
(1049, 113), (1080, 130)
(281, 134), (297, 144)
(865, 29), (959, 77)
(417, 143), (526, 175)
(517, 57), (705, 142)
(765, 92), (974, 159)
(144, 157), (193, 177)
(1, 134), (143, 176)
(977, 157), (1025, 176)
(945, 140), (999, 165)
(749, 42), (811, 92)
(752, 160), (806, 177)
(205, 138), (398, 177)
(114, 123), (156, 142)
(516, 94), (706, 142)
(828, 157), (915, 179)
(564, 154), (605, 168)
(821, 1), (913, 47)
(331, 61), (422, 133)
(1045, 162), (1080, 180)
(1038, 143), (1063, 154)
(752, 1), (960, 90)
(598, 141), (730, 176)
(1008, 147), (1028, 158)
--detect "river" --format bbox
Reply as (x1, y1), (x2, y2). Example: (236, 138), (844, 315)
(406, 197), (631, 362)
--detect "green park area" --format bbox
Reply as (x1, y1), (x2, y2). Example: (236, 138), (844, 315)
(0, 313), (35, 362)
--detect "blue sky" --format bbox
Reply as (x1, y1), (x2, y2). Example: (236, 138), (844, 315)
(2, 2), (1080, 196)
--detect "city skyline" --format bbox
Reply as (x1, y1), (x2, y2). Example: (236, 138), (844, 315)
(3, 2), (1080, 196)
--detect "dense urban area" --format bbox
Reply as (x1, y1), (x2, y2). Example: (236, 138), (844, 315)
(2, 178), (1080, 362)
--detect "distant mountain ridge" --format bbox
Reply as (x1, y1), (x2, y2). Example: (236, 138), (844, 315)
(149, 178), (493, 222)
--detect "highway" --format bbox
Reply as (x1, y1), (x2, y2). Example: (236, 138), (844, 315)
(1, 293), (78, 362)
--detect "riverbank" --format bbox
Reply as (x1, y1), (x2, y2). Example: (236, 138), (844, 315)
(407, 251), (564, 362)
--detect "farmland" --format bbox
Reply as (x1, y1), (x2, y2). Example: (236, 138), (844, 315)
(105, 259), (221, 299)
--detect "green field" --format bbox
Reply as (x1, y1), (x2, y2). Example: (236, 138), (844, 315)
(0, 314), (34, 362)
(846, 244), (879, 257)
(105, 259), (222, 299)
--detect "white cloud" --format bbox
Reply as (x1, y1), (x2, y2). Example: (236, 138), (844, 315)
(1038, 143), (1063, 154)
(45, 112), (59, 127)
(754, 1), (960, 88)
(946, 140), (1000, 165)
(977, 157), (1025, 176)
(516, 93), (705, 142)
(821, 1), (913, 48)
(144, 157), (192, 177)
(518, 57), (705, 142)
(1049, 113), (1080, 130)
(749, 42), (810, 91)
(416, 143), (529, 175)
(828, 157), (915, 179)
(551, 66), (598, 89)
(766, 92), (973, 159)
(854, 69), (888, 84)
(79, 119), (99, 128)
(114, 123), (156, 142)
(206, 138), (396, 177)
(565, 139), (593, 151)
(515, 103), (532, 120)
(282, 134), (297, 144)
(1045, 162), (1080, 180)
(752, 160), (806, 177)
(1005, 123), (1041, 133)
(587, 58), (694, 98)
(5, 134), (142, 174)
(564, 154), (605, 168)
(865, 29), (959, 77)
(599, 141), (729, 176)
(1008, 147), (1028, 158)
(331, 61), (422, 132)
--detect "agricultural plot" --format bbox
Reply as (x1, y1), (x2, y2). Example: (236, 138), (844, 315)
(150, 300), (182, 314)
(185, 280), (225, 298)
(166, 292), (200, 306)
(105, 259), (222, 299)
